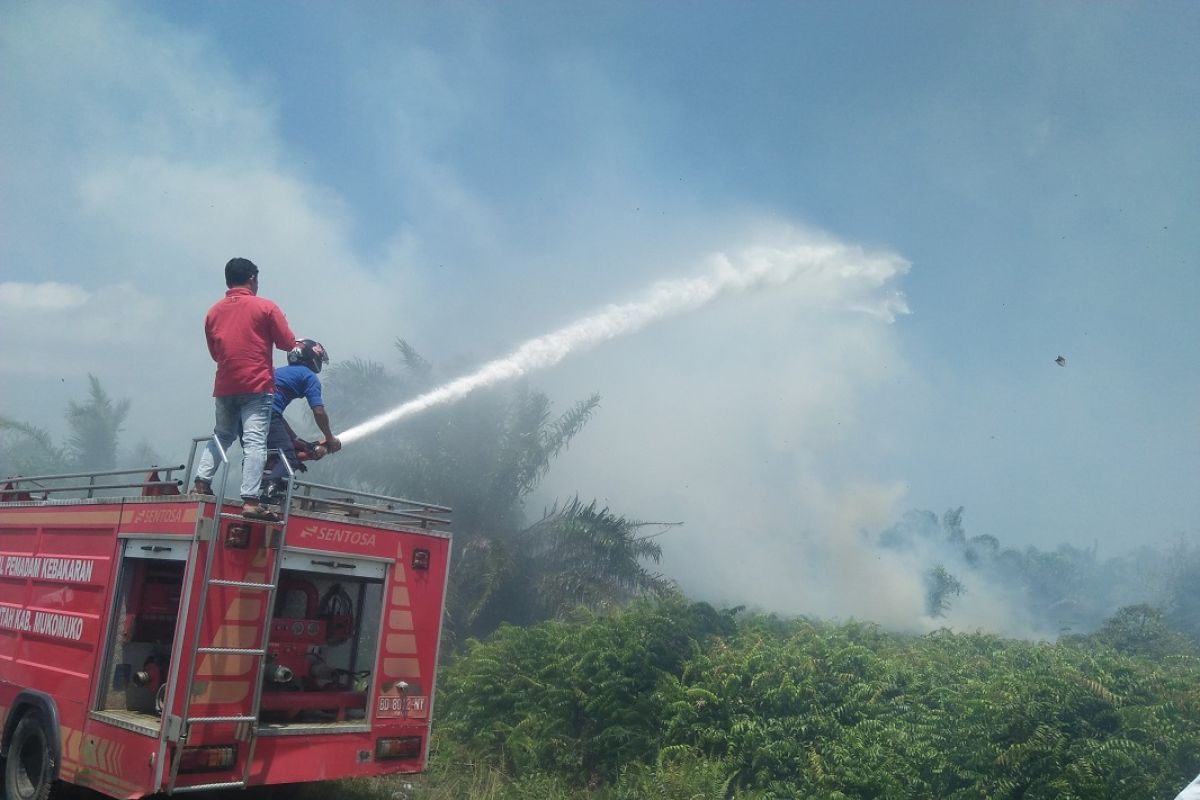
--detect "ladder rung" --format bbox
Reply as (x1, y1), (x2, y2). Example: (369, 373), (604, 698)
(196, 647), (266, 656)
(187, 715), (257, 724)
(209, 579), (276, 590)
(218, 511), (284, 527)
(171, 781), (247, 794)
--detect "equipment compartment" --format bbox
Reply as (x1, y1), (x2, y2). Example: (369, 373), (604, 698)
(259, 554), (385, 725)
(97, 539), (188, 725)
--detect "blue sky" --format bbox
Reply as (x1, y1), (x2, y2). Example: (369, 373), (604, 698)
(2, 1), (1197, 628)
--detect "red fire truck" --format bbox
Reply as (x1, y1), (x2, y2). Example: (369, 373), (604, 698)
(0, 438), (451, 799)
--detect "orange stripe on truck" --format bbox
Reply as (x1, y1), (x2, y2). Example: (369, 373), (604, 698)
(3, 510), (121, 525)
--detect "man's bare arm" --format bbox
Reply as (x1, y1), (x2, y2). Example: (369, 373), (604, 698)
(312, 406), (342, 452)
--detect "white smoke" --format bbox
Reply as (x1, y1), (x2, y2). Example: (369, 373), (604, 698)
(338, 235), (910, 444)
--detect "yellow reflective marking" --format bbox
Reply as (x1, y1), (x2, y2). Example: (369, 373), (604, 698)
(385, 633), (418, 654)
(191, 679), (251, 703)
(227, 597), (263, 621)
(382, 657), (421, 678)
(197, 654), (255, 677)
(212, 623), (258, 647)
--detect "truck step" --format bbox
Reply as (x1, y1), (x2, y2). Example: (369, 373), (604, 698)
(208, 578), (276, 590)
(196, 647), (266, 656)
(170, 781), (247, 794)
(186, 715), (258, 724)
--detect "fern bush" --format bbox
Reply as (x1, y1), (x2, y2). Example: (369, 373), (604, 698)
(434, 598), (1200, 799)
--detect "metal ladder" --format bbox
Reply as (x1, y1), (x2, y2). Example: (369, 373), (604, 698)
(164, 436), (297, 794)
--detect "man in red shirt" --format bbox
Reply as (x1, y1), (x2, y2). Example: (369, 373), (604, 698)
(193, 258), (297, 521)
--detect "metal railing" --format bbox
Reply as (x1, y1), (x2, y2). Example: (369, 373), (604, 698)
(1, 437), (454, 530)
(0, 464), (185, 499)
(292, 480), (452, 528)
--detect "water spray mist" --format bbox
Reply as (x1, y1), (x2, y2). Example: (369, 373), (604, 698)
(338, 237), (908, 445)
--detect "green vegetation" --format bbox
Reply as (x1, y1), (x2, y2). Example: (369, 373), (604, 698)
(305, 744), (747, 800)
(315, 598), (1200, 799)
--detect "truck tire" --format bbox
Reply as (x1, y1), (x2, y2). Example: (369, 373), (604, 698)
(4, 711), (55, 800)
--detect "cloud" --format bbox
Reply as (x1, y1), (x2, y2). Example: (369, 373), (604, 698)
(0, 283), (163, 376)
(0, 282), (90, 311)
(4, 2), (1112, 639)
(0, 2), (416, 443)
(0, 3), (932, 634)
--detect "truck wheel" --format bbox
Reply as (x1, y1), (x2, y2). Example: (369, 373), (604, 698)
(4, 711), (55, 800)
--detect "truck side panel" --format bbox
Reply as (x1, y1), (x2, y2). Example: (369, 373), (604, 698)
(0, 507), (119, 703)
(0, 505), (128, 795)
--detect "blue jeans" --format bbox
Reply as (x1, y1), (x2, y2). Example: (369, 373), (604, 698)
(265, 414), (301, 482)
(194, 393), (274, 501)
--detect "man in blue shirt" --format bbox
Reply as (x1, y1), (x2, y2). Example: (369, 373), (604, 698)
(260, 338), (342, 507)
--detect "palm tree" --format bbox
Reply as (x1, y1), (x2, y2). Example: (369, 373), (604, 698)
(0, 375), (149, 481)
(522, 497), (675, 616)
(65, 375), (131, 470)
(320, 340), (673, 644)
(318, 340), (600, 534)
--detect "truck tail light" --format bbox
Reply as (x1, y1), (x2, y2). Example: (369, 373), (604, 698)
(178, 744), (238, 774)
(375, 736), (422, 761)
(225, 522), (251, 548)
(412, 548), (430, 570)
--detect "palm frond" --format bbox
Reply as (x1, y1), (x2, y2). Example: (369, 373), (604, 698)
(394, 338), (433, 380)
(0, 415), (59, 454)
